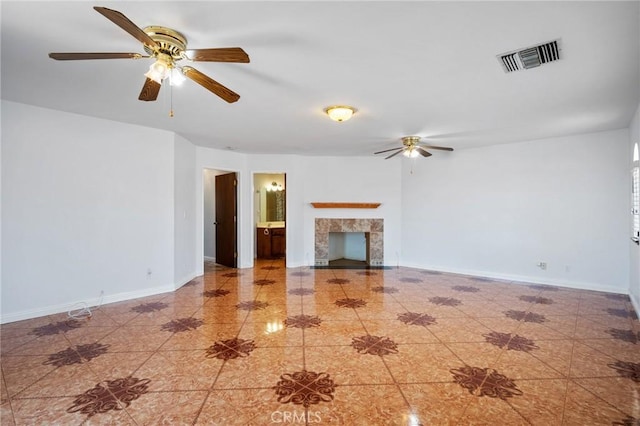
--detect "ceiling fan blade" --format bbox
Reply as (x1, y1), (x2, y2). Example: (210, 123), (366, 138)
(138, 78), (161, 101)
(93, 6), (159, 48)
(385, 149), (404, 160)
(374, 147), (403, 155)
(186, 48), (250, 63)
(49, 52), (143, 60)
(420, 144), (454, 151)
(182, 66), (240, 103)
(416, 147), (433, 157)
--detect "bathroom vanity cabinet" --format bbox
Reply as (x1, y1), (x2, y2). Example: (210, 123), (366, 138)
(257, 227), (286, 258)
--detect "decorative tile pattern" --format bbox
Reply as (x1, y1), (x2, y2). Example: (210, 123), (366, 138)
(504, 310), (547, 323)
(235, 301), (270, 311)
(351, 335), (399, 356)
(371, 286), (399, 294)
(273, 370), (335, 407)
(450, 366), (523, 399)
(4, 258), (639, 424)
(452, 286), (480, 293)
(67, 376), (151, 417)
(288, 288), (315, 296)
(253, 279), (276, 286)
(429, 297), (462, 307)
(31, 320), (83, 337)
(161, 318), (204, 333)
(606, 328), (639, 344)
(335, 298), (367, 308)
(202, 289), (230, 298)
(327, 278), (350, 284)
(606, 308), (639, 319)
(519, 295), (554, 305)
(261, 266), (281, 271)
(607, 360), (640, 382)
(397, 312), (437, 327)
(130, 302), (169, 314)
(205, 338), (256, 360)
(45, 343), (110, 367)
(284, 315), (322, 329)
(483, 332), (539, 352)
(222, 272), (241, 277)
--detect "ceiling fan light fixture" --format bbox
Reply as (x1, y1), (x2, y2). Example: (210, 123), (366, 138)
(324, 105), (356, 122)
(144, 58), (171, 84)
(403, 148), (419, 158)
(169, 67), (186, 86)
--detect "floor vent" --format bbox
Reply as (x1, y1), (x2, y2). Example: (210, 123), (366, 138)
(498, 39), (560, 73)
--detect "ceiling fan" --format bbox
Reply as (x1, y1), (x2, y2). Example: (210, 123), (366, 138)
(48, 6), (249, 104)
(374, 136), (454, 159)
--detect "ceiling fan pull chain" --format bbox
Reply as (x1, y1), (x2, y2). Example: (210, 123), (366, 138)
(169, 80), (174, 118)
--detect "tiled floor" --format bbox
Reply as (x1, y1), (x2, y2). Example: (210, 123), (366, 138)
(1, 259), (639, 425)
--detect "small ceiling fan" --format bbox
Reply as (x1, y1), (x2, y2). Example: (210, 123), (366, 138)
(374, 136), (454, 159)
(49, 6), (249, 103)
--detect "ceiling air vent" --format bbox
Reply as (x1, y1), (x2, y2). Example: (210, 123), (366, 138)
(498, 39), (561, 73)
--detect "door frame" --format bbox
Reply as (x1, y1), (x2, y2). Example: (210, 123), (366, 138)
(252, 171), (287, 264)
(199, 167), (242, 272)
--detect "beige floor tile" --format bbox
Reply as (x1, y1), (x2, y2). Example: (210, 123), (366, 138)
(2, 259), (638, 425)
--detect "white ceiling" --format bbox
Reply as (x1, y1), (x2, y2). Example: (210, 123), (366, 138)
(2, 1), (639, 156)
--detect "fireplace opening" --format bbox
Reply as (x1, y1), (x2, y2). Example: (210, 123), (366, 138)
(314, 218), (384, 267)
(328, 232), (369, 267)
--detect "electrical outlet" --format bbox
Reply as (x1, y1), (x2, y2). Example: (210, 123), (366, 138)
(537, 262), (547, 270)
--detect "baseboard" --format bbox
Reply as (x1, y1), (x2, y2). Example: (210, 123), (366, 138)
(1, 284), (175, 325)
(399, 262), (628, 295)
(174, 271), (200, 290)
(630, 290), (640, 317)
(204, 256), (216, 262)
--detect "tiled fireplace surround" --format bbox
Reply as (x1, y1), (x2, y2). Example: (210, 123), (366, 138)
(314, 218), (383, 266)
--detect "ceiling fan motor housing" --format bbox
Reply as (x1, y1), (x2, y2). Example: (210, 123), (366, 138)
(142, 26), (187, 61)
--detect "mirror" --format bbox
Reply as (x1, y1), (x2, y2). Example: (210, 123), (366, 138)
(266, 190), (286, 221)
(254, 173), (286, 223)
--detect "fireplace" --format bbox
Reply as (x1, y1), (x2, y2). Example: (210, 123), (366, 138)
(315, 218), (383, 266)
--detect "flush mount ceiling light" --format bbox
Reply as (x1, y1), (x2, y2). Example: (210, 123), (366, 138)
(324, 105), (356, 122)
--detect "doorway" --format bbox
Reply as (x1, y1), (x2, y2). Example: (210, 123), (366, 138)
(203, 169), (238, 268)
(253, 173), (286, 261)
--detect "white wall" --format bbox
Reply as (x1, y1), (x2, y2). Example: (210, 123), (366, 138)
(302, 156), (403, 267)
(2, 100), (633, 323)
(1, 101), (176, 322)
(629, 103), (640, 312)
(173, 134), (197, 287)
(328, 232), (367, 261)
(401, 129), (630, 293)
(345, 233), (367, 261)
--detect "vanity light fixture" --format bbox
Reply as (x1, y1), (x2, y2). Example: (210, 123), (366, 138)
(324, 105), (356, 122)
(266, 181), (283, 192)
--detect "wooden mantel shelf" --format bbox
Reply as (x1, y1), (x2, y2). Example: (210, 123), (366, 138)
(310, 202), (381, 209)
